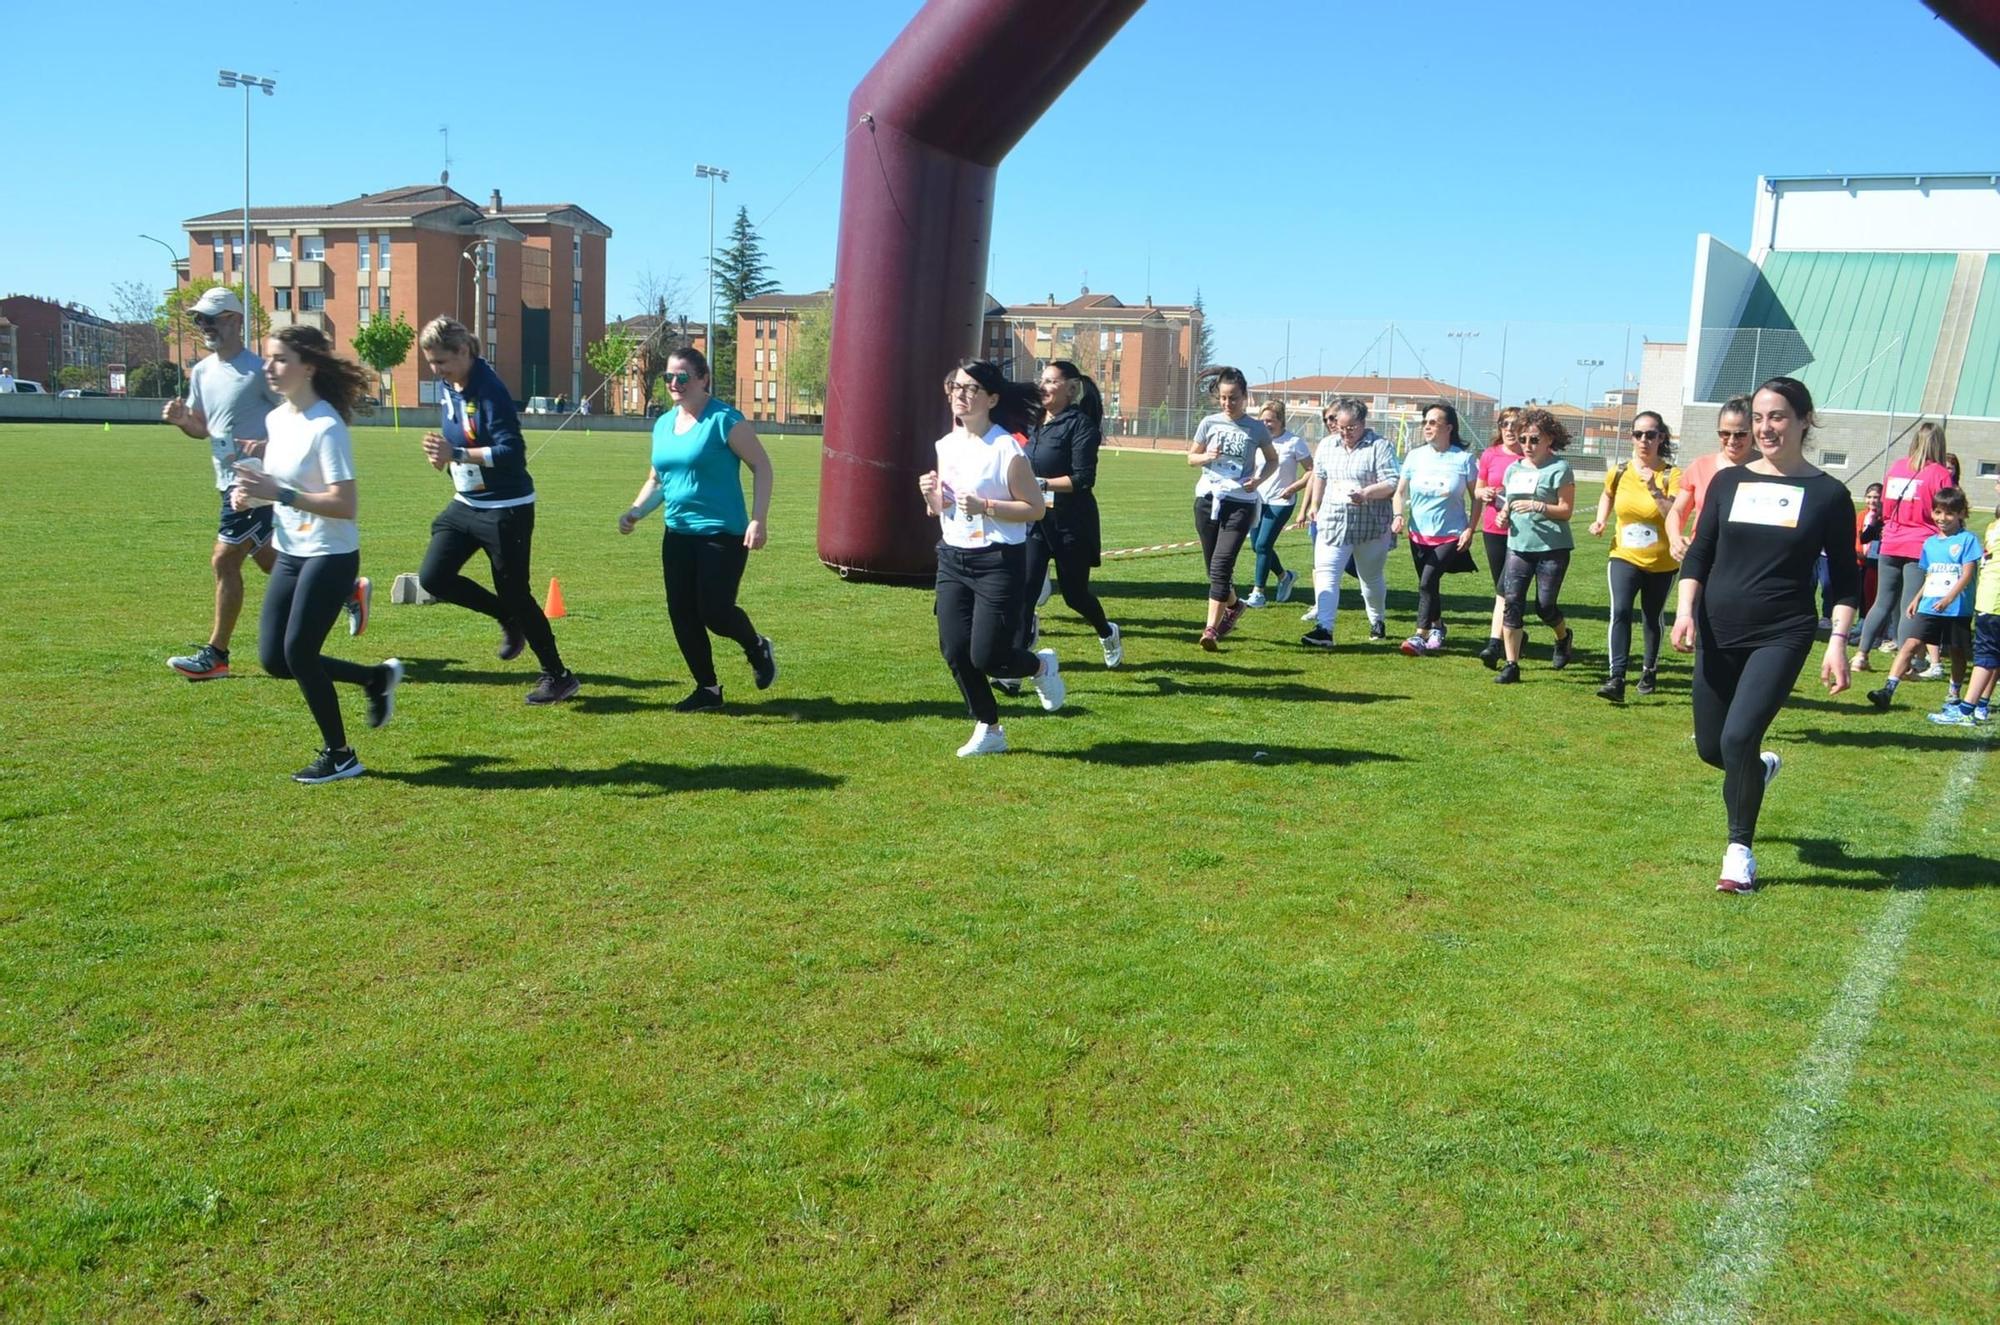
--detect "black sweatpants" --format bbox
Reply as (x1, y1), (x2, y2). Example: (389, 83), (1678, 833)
(1606, 559), (1676, 677)
(1017, 531), (1112, 650)
(1193, 495), (1258, 603)
(1692, 638), (1809, 847)
(662, 529), (761, 689)
(419, 501), (565, 675)
(260, 550), (378, 751)
(1409, 540), (1460, 631)
(937, 543), (1041, 726)
(1483, 531), (1510, 592)
(1499, 548), (1571, 631)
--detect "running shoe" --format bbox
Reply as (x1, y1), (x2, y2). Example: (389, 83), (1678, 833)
(1300, 626), (1334, 648)
(168, 643), (230, 681)
(294, 746), (364, 785)
(1300, 607), (1319, 622)
(1477, 637), (1503, 669)
(748, 635), (778, 690)
(1928, 706), (1976, 727)
(1399, 634), (1426, 657)
(1973, 706), (1992, 724)
(1717, 843), (1757, 894)
(1866, 686), (1893, 709)
(1761, 751), (1781, 787)
(1915, 662), (1946, 681)
(1597, 676), (1626, 702)
(1493, 661), (1521, 685)
(498, 623), (527, 662)
(1876, 641), (1897, 654)
(366, 658), (404, 729)
(527, 670), (581, 706)
(995, 679), (1022, 696)
(956, 722), (1008, 757)
(1215, 600), (1247, 640)
(347, 577), (372, 637)
(1637, 670), (1658, 695)
(1198, 628), (1219, 652)
(1245, 589), (1267, 608)
(1849, 652), (1871, 672)
(1368, 620), (1387, 641)
(672, 684), (723, 712)
(1274, 569), (1298, 603)
(1550, 630), (1574, 671)
(1032, 648), (1066, 712)
(1100, 623), (1123, 668)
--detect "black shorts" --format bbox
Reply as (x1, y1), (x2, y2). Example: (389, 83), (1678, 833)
(1912, 614), (1972, 652)
(217, 488), (274, 547)
(1974, 614), (2000, 670)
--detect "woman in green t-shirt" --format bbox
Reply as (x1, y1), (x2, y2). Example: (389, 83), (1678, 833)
(1494, 409), (1578, 684)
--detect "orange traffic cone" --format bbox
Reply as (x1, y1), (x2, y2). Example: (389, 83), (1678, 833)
(545, 577), (566, 618)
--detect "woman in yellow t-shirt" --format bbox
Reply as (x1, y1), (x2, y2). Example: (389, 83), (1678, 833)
(1588, 411), (1681, 701)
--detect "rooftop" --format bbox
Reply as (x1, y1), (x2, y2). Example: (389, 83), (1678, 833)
(184, 184), (610, 236)
(1253, 374), (1497, 404)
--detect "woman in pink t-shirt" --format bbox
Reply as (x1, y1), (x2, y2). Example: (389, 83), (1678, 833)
(1473, 406), (1523, 666)
(1667, 396), (1753, 562)
(1856, 421), (1953, 657)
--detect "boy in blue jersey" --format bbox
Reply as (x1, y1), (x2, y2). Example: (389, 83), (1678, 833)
(1869, 488), (1979, 713)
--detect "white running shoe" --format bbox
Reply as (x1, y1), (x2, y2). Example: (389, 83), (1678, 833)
(1244, 589), (1267, 608)
(1761, 750), (1781, 787)
(1717, 843), (1758, 893)
(1032, 648), (1066, 711)
(1915, 662), (1947, 681)
(1849, 652), (1871, 672)
(1274, 569), (1298, 603)
(1100, 622), (1123, 668)
(956, 722), (1009, 757)
(1300, 607), (1319, 622)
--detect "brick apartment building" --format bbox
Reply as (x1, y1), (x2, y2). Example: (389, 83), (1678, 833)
(181, 185), (610, 407)
(734, 289), (831, 424)
(0, 295), (122, 387)
(1252, 375), (1499, 443)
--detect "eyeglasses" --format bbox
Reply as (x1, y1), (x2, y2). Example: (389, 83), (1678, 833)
(1631, 428), (1662, 440)
(1717, 429), (1750, 440)
(947, 382), (982, 397)
(664, 371), (693, 385)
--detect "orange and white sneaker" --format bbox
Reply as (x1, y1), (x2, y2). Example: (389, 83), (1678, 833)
(346, 577), (372, 637)
(1717, 843), (1758, 894)
(168, 644), (230, 681)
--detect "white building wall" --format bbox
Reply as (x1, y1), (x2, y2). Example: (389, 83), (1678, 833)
(1749, 174), (2000, 262)
(1638, 341), (1686, 438)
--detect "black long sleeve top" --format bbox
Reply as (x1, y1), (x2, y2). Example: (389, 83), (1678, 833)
(1682, 464), (1861, 650)
(1025, 407), (1104, 563)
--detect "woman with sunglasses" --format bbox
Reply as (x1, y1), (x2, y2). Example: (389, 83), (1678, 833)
(1245, 400), (1312, 608)
(1014, 360), (1122, 667)
(919, 360), (1065, 756)
(617, 346), (777, 712)
(1588, 411), (1681, 701)
(1390, 401), (1480, 655)
(1667, 397), (1753, 563)
(1493, 409), (1578, 684)
(1474, 407), (1524, 665)
(1187, 367), (1278, 649)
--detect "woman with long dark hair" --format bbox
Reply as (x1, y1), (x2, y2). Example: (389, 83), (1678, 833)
(1474, 406), (1524, 665)
(919, 359), (1065, 755)
(1015, 359), (1121, 667)
(228, 326), (402, 783)
(1187, 367), (1278, 650)
(1493, 409), (1578, 684)
(618, 346), (777, 712)
(1246, 399), (1312, 608)
(1588, 410), (1681, 700)
(1390, 401), (1480, 655)
(1672, 377), (1860, 893)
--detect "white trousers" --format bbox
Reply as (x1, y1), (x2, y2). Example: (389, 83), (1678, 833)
(1313, 533), (1392, 631)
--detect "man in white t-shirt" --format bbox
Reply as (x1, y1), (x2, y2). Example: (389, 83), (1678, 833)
(0, 368), (15, 393)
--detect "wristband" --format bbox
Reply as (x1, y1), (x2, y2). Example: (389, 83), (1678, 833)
(452, 446), (470, 463)
(277, 486), (298, 508)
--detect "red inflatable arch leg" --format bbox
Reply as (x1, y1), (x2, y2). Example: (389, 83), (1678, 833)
(817, 0), (1146, 584)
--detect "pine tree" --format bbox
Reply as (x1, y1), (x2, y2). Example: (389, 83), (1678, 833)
(1191, 288), (1217, 375)
(710, 206), (781, 398)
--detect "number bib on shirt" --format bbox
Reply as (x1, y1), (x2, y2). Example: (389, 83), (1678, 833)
(1619, 522), (1659, 550)
(1504, 471), (1538, 496)
(1728, 482), (1804, 529)
(1923, 564), (1962, 599)
(449, 460), (487, 494)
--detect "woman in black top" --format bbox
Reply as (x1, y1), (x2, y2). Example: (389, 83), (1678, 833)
(1673, 377), (1861, 894)
(1014, 360), (1122, 667)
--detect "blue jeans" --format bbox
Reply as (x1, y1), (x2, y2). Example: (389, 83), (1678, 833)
(1251, 502), (1294, 590)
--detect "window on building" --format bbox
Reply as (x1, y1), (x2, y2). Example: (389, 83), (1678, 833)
(358, 286), (371, 313)
(754, 380), (765, 402)
(754, 348), (765, 371)
(273, 236), (292, 262)
(572, 281), (581, 314)
(355, 234), (368, 269)
(228, 234), (243, 268)
(300, 290), (325, 311)
(486, 292), (497, 317)
(300, 234), (326, 261)
(1979, 460), (1998, 478)
(378, 233), (392, 269)
(572, 234), (581, 270)
(212, 234), (225, 271)
(487, 339), (497, 363)
(1820, 451), (1847, 469)
(378, 288), (390, 317)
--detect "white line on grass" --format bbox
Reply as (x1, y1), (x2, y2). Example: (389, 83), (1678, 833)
(1661, 743), (1989, 1325)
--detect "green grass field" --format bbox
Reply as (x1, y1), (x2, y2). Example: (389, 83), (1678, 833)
(2, 422), (1995, 1321)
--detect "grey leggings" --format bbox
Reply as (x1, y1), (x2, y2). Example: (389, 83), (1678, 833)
(1858, 554), (1921, 652)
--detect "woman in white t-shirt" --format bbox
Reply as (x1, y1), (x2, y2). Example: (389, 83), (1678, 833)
(228, 327), (402, 784)
(1245, 400), (1313, 607)
(918, 360), (1065, 757)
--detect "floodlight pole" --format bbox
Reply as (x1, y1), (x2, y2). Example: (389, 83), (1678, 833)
(139, 233), (184, 380)
(1448, 329), (1478, 412)
(1578, 357), (1604, 447)
(218, 71), (275, 318)
(695, 164), (729, 364)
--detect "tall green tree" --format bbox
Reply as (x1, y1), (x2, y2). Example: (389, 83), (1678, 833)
(710, 206), (780, 398)
(585, 328), (644, 416)
(1191, 288), (1216, 375)
(350, 312), (417, 427)
(788, 295), (833, 420)
(159, 278), (270, 358)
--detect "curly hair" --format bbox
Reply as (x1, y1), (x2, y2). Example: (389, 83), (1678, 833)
(1518, 407), (1571, 451)
(272, 325), (374, 422)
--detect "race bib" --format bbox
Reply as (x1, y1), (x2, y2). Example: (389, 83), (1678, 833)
(1619, 522), (1660, 550)
(450, 460), (487, 494)
(1324, 479), (1357, 504)
(1923, 565), (1961, 599)
(1413, 476), (1450, 497)
(1885, 476), (1921, 501)
(1728, 482), (1804, 529)
(1505, 471), (1538, 496)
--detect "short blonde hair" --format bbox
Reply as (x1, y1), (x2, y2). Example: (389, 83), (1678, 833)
(419, 315), (478, 355)
(1259, 399), (1287, 426)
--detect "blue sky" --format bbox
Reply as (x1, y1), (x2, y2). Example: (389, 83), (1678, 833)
(6, 0), (1997, 404)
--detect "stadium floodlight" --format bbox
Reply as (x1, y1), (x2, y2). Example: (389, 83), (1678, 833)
(217, 71), (277, 318)
(1577, 358), (1605, 444)
(695, 165), (730, 364)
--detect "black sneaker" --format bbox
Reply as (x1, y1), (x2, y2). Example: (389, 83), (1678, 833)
(1477, 637), (1503, 670)
(674, 685), (724, 713)
(748, 635), (778, 690)
(497, 624), (527, 662)
(1596, 676), (1626, 703)
(366, 658), (404, 729)
(1300, 626), (1335, 648)
(294, 746), (364, 784)
(1866, 686), (1892, 709)
(1637, 670), (1658, 695)
(525, 670), (580, 706)
(1494, 661), (1521, 685)
(1550, 630), (1574, 671)
(1368, 620), (1387, 641)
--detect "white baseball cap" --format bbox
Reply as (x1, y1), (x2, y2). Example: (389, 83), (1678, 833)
(191, 287), (245, 317)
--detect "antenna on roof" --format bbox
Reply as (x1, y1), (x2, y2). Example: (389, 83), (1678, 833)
(439, 125), (452, 185)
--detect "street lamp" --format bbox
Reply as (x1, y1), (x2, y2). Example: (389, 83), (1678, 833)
(1448, 330), (1478, 411)
(1577, 357), (1604, 447)
(217, 71), (275, 318)
(458, 240), (489, 345)
(139, 233), (184, 385)
(695, 164), (729, 363)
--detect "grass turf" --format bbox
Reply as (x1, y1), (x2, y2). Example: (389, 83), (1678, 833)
(1, 423), (1994, 1320)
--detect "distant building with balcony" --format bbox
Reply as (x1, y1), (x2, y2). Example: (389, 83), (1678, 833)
(0, 295), (122, 387)
(1250, 374), (1498, 444)
(181, 185), (611, 407)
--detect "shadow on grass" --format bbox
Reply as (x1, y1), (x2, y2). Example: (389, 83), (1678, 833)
(737, 695), (1021, 724)
(371, 752), (842, 796)
(1031, 740), (1404, 768)
(1764, 836), (2000, 890)
(1134, 675), (1402, 704)
(1124, 657), (1302, 677)
(398, 657), (670, 690)
(1789, 727), (1995, 753)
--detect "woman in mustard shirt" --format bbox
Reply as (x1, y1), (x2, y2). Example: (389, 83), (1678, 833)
(1589, 411), (1681, 701)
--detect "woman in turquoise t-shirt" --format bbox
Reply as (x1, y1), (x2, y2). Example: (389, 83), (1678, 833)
(1494, 408), (1579, 684)
(618, 347), (777, 711)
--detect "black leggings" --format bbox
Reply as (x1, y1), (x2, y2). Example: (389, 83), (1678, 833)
(1193, 495), (1258, 602)
(1692, 639), (1809, 847)
(1408, 540), (1459, 631)
(1606, 559), (1676, 677)
(937, 543), (1041, 726)
(260, 551), (378, 750)
(1017, 531), (1112, 648)
(1499, 548), (1571, 631)
(662, 529), (761, 689)
(1483, 530), (1510, 592)
(419, 501), (565, 675)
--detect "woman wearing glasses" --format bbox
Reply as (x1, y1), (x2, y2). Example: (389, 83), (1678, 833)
(1187, 367), (1278, 649)
(1474, 407), (1524, 666)
(1390, 402), (1481, 655)
(1493, 409), (1578, 684)
(1667, 397), (1753, 562)
(1588, 411), (1681, 701)
(617, 347), (777, 712)
(1296, 398), (1399, 649)
(919, 360), (1065, 756)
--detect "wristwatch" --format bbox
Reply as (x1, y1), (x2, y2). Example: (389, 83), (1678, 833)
(276, 486), (298, 507)
(451, 446), (470, 463)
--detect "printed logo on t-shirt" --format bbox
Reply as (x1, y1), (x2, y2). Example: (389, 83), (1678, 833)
(1728, 482), (1804, 529)
(1885, 476), (1921, 501)
(1208, 426), (1253, 481)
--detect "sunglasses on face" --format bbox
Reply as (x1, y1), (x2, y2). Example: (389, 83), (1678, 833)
(664, 371), (693, 385)
(192, 313), (221, 329)
(1631, 428), (1661, 440)
(1717, 429), (1750, 440)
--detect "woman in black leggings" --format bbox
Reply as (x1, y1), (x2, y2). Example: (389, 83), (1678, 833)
(1187, 367), (1277, 650)
(1673, 377), (1860, 893)
(1493, 409), (1578, 684)
(228, 326), (402, 783)
(1015, 360), (1122, 667)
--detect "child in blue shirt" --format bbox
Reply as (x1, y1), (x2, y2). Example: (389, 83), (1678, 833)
(1869, 487), (1979, 712)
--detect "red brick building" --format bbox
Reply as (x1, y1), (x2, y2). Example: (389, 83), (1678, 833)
(180, 185), (610, 407)
(0, 295), (122, 388)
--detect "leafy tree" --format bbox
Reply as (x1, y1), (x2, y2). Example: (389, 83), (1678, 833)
(1191, 288), (1216, 375)
(350, 312), (417, 426)
(788, 295), (833, 418)
(57, 365), (105, 390)
(125, 361), (188, 399)
(710, 206), (780, 397)
(110, 279), (168, 371)
(159, 278), (269, 357)
(629, 267), (694, 414)
(585, 328), (643, 416)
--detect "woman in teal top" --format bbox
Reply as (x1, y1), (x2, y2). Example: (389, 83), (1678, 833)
(618, 347), (777, 711)
(1494, 408), (1579, 684)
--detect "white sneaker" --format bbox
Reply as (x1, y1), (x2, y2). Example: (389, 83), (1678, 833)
(1032, 648), (1066, 711)
(956, 722), (1008, 757)
(1849, 652), (1871, 672)
(1916, 663), (1947, 681)
(1761, 750), (1781, 787)
(1100, 622), (1123, 668)
(1275, 569), (1298, 603)
(1244, 589), (1267, 608)
(1718, 843), (1758, 893)
(1300, 607), (1319, 622)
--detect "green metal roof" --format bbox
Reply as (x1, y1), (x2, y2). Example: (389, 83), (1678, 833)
(1951, 254), (2000, 419)
(1740, 251), (1955, 414)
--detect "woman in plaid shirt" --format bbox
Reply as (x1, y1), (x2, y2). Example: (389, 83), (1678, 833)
(1294, 398), (1400, 648)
